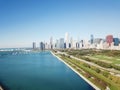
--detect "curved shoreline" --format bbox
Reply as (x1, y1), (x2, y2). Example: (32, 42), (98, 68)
(51, 51), (100, 90)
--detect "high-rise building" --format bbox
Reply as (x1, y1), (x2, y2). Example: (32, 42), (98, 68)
(90, 34), (94, 44)
(45, 42), (49, 49)
(93, 38), (102, 49)
(50, 37), (53, 49)
(99, 39), (104, 49)
(64, 42), (66, 49)
(106, 35), (113, 46)
(59, 38), (64, 49)
(55, 39), (59, 49)
(32, 42), (36, 49)
(94, 38), (102, 44)
(113, 38), (119, 46)
(81, 40), (84, 47)
(40, 42), (45, 51)
(65, 32), (69, 48)
(76, 42), (80, 49)
(73, 40), (77, 49)
(70, 37), (73, 48)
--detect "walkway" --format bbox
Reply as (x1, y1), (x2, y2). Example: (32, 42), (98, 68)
(57, 51), (120, 75)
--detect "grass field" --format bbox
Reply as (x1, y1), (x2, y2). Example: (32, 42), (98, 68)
(62, 49), (120, 71)
(55, 53), (120, 90)
(53, 49), (120, 90)
(90, 55), (120, 65)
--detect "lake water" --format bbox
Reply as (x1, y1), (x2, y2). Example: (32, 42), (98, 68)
(0, 51), (94, 90)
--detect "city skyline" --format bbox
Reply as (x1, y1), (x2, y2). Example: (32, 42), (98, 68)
(0, 0), (120, 48)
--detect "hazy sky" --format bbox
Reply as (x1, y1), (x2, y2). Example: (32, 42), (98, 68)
(0, 0), (120, 48)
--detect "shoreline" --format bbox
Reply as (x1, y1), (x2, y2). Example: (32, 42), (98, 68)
(50, 51), (100, 90)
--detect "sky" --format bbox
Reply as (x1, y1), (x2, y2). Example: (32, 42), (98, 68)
(0, 0), (120, 48)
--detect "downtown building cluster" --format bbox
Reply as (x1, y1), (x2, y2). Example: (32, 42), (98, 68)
(32, 33), (120, 50)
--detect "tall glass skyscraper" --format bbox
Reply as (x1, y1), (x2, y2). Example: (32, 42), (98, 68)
(40, 42), (45, 50)
(33, 42), (36, 49)
(50, 37), (53, 49)
(113, 38), (119, 46)
(90, 34), (94, 44)
(59, 38), (64, 49)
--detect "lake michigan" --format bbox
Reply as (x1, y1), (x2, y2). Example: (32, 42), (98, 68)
(0, 51), (94, 90)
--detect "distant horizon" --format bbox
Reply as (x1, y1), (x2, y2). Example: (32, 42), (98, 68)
(0, 0), (120, 48)
(0, 32), (119, 48)
(0, 33), (119, 48)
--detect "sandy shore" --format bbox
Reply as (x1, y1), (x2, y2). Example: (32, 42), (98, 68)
(51, 51), (100, 90)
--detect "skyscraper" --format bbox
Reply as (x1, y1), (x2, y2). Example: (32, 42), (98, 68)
(55, 39), (59, 49)
(81, 40), (84, 47)
(113, 38), (119, 46)
(59, 38), (64, 49)
(70, 37), (73, 48)
(106, 35), (113, 46)
(65, 32), (69, 48)
(40, 42), (45, 51)
(50, 36), (53, 49)
(32, 42), (36, 49)
(90, 34), (94, 44)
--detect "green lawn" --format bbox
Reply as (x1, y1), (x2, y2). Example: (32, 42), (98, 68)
(90, 55), (120, 64)
(64, 49), (120, 69)
(57, 54), (120, 90)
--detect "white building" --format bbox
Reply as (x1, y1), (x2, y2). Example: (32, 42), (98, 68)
(70, 37), (73, 48)
(59, 38), (64, 49)
(65, 32), (69, 48)
(50, 37), (53, 49)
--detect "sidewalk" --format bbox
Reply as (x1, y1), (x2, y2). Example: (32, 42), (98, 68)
(57, 51), (120, 75)
(51, 51), (100, 90)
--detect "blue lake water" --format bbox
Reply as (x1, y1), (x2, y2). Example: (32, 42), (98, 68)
(0, 51), (94, 90)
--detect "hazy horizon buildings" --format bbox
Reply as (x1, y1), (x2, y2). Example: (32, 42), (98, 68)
(90, 35), (94, 44)
(55, 39), (59, 49)
(113, 38), (119, 46)
(59, 38), (64, 49)
(70, 37), (73, 48)
(65, 32), (69, 49)
(50, 37), (53, 49)
(40, 42), (45, 51)
(106, 35), (113, 46)
(33, 42), (36, 49)
(31, 33), (120, 50)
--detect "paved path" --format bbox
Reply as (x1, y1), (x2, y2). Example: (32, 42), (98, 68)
(57, 51), (120, 75)
(51, 51), (100, 90)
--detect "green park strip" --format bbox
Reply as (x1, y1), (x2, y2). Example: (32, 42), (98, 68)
(66, 49), (120, 71)
(54, 52), (120, 90)
(89, 55), (120, 64)
(51, 51), (100, 90)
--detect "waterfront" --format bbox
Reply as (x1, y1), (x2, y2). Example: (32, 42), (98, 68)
(0, 51), (94, 90)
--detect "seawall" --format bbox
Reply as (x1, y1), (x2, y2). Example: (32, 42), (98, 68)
(50, 51), (100, 90)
